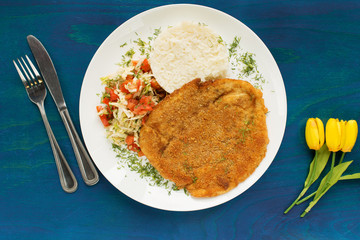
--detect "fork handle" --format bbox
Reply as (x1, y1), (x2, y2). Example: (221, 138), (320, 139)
(37, 102), (78, 193)
(59, 109), (99, 186)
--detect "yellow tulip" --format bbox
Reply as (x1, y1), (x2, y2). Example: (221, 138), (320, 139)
(339, 120), (347, 150)
(341, 120), (358, 152)
(305, 118), (324, 150)
(326, 118), (342, 152)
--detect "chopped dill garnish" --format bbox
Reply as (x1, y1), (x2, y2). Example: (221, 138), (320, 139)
(134, 38), (146, 47)
(239, 52), (256, 76)
(112, 144), (180, 194)
(228, 36), (241, 58)
(120, 42), (127, 48)
(153, 28), (161, 36)
(125, 48), (135, 58)
(228, 35), (266, 89)
(198, 22), (208, 26)
(217, 36), (224, 44)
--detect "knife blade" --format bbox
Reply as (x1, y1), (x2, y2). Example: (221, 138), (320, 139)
(27, 35), (99, 186)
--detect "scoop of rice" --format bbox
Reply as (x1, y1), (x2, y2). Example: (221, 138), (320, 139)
(150, 22), (229, 93)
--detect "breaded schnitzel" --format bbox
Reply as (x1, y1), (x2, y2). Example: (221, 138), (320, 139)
(139, 78), (269, 197)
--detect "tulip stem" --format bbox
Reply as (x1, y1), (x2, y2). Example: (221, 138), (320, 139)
(284, 151), (318, 214)
(331, 152), (336, 169)
(339, 152), (346, 164)
(323, 152), (336, 188)
(284, 187), (309, 214)
(296, 191), (316, 205)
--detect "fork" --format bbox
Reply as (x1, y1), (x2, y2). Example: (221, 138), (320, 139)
(14, 55), (78, 193)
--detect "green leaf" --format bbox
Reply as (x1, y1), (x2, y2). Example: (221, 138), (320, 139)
(314, 160), (353, 199)
(340, 172), (360, 180)
(304, 144), (331, 187)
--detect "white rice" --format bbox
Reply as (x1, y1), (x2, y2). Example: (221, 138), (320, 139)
(150, 22), (229, 93)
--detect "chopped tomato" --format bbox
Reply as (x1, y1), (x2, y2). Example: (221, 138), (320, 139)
(141, 58), (151, 72)
(120, 80), (131, 93)
(127, 98), (139, 112)
(125, 79), (143, 92)
(127, 95), (155, 115)
(135, 79), (145, 92)
(142, 115), (149, 125)
(96, 105), (103, 113)
(125, 135), (144, 156)
(132, 60), (138, 67)
(96, 105), (112, 115)
(101, 96), (115, 115)
(99, 115), (110, 127)
(96, 106), (111, 127)
(125, 94), (134, 100)
(136, 79), (141, 91)
(105, 87), (119, 102)
(133, 58), (150, 73)
(150, 78), (161, 90)
(102, 97), (110, 105)
(132, 104), (152, 115)
(139, 95), (155, 107)
(127, 142), (144, 156)
(126, 74), (134, 81)
(125, 135), (135, 145)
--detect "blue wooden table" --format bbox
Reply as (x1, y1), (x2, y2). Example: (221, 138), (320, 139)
(1, 0), (360, 239)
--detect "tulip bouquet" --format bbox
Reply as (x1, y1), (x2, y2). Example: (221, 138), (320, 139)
(284, 118), (358, 217)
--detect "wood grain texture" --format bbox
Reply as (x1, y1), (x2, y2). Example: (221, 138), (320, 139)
(1, 0), (360, 239)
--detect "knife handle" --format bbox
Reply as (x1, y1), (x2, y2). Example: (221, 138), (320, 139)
(59, 109), (99, 186)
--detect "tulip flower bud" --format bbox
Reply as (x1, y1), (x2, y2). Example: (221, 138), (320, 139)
(305, 118), (324, 150)
(326, 118), (342, 152)
(341, 120), (358, 152)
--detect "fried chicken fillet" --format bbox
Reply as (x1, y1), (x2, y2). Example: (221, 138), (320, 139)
(139, 78), (269, 197)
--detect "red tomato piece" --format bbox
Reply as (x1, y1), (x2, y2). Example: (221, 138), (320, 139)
(133, 104), (152, 115)
(132, 60), (138, 67)
(136, 79), (141, 92)
(102, 97), (110, 105)
(96, 106), (103, 112)
(125, 135), (135, 145)
(127, 142), (144, 156)
(105, 87), (119, 102)
(126, 75), (134, 81)
(99, 115), (110, 127)
(150, 79), (161, 90)
(139, 95), (155, 107)
(120, 80), (131, 93)
(141, 58), (151, 72)
(138, 150), (145, 157)
(125, 94), (134, 100)
(141, 115), (149, 125)
(127, 98), (139, 112)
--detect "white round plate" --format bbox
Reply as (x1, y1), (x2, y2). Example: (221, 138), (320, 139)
(79, 4), (287, 211)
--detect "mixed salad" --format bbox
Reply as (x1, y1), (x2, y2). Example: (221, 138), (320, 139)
(96, 57), (166, 156)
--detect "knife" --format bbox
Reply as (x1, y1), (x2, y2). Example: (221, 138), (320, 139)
(27, 35), (99, 186)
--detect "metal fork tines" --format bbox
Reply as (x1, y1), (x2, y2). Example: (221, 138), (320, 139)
(14, 56), (78, 193)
